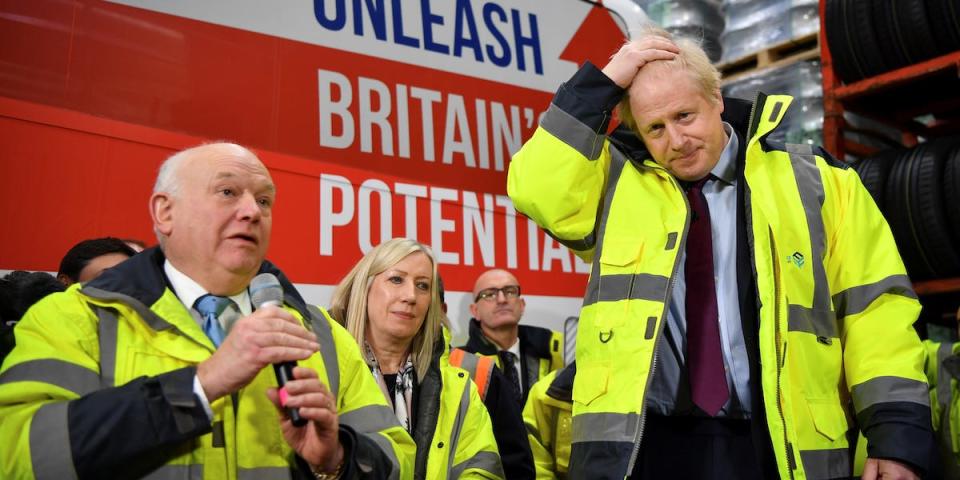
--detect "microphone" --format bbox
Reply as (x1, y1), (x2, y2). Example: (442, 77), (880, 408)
(250, 273), (306, 427)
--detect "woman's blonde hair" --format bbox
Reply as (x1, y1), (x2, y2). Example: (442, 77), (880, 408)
(617, 27), (722, 137)
(329, 238), (443, 379)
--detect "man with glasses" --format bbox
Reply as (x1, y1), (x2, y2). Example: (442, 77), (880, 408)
(458, 269), (564, 405)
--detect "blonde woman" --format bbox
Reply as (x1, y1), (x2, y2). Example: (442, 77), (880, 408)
(329, 238), (503, 479)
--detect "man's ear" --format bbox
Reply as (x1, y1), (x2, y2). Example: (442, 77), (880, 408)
(715, 88), (724, 114)
(469, 302), (479, 319)
(150, 192), (174, 237)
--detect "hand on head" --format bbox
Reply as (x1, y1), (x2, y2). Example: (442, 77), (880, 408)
(602, 36), (680, 89)
(196, 304), (319, 401)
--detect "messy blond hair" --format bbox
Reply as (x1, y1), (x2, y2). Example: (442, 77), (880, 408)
(617, 27), (722, 136)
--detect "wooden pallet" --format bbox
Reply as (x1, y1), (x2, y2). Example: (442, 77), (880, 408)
(718, 32), (820, 85)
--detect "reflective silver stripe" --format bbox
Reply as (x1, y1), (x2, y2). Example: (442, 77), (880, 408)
(95, 306), (119, 388)
(30, 402), (77, 480)
(450, 450), (504, 479)
(363, 431), (401, 480)
(785, 144), (836, 339)
(540, 103), (606, 161)
(237, 466), (293, 480)
(446, 378), (473, 477)
(340, 404), (400, 434)
(582, 273), (670, 307)
(82, 286), (173, 331)
(786, 304), (838, 339)
(799, 448), (851, 479)
(938, 344), (955, 454)
(583, 154), (629, 307)
(571, 412), (640, 444)
(851, 376), (930, 413)
(0, 359), (99, 396)
(456, 350), (480, 375)
(536, 102), (604, 252)
(938, 343), (954, 411)
(545, 228), (596, 254)
(142, 464), (204, 480)
(832, 274), (917, 319)
(307, 305), (340, 398)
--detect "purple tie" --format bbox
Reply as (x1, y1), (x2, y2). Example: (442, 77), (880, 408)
(685, 176), (729, 416)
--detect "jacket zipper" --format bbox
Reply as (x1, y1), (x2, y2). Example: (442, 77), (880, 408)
(769, 228), (796, 478)
(624, 171), (691, 474)
(746, 91), (796, 478)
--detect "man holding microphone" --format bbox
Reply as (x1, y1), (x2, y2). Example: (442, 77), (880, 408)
(0, 142), (413, 479)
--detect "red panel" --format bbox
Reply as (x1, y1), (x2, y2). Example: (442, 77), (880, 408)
(0, 1), (593, 296)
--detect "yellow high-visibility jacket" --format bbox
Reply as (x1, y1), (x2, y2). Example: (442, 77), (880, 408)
(522, 363), (575, 480)
(508, 63), (932, 479)
(460, 319), (564, 403)
(417, 336), (503, 480)
(0, 248), (415, 479)
(924, 339), (960, 477)
(450, 347), (537, 480)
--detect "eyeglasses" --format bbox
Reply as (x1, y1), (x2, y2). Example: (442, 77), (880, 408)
(474, 285), (521, 302)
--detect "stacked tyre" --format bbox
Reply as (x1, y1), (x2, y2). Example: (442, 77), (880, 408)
(824, 0), (960, 83)
(854, 137), (960, 280)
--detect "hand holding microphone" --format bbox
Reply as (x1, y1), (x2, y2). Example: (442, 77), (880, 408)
(196, 274), (320, 414)
(250, 273), (307, 427)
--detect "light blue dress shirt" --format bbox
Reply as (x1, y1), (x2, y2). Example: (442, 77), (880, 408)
(645, 122), (752, 418)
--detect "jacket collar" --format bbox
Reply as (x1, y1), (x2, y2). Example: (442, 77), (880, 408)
(80, 246), (310, 322)
(465, 318), (554, 360)
(546, 361), (577, 403)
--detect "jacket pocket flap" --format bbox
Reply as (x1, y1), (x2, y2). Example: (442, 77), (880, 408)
(599, 239), (643, 267)
(807, 400), (849, 441)
(572, 365), (609, 406)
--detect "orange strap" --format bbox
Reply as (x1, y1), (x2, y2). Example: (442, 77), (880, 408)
(449, 348), (466, 367)
(473, 356), (494, 400)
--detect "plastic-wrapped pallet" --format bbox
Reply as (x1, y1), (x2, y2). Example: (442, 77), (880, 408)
(720, 0), (818, 63)
(634, 0), (725, 62)
(723, 60), (823, 145)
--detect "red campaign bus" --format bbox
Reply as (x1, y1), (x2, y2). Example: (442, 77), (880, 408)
(0, 0), (646, 340)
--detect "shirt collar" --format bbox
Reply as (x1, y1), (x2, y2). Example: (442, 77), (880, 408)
(505, 338), (521, 357)
(164, 260), (252, 316)
(711, 122), (738, 185)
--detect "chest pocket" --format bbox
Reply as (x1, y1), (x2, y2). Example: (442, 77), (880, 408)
(599, 238), (644, 271)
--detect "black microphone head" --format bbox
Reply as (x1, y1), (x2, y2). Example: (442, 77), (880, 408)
(250, 273), (283, 307)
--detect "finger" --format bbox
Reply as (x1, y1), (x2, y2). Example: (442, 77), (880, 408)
(282, 392), (337, 412)
(861, 458), (878, 480)
(265, 387), (287, 414)
(639, 37), (679, 52)
(253, 306), (317, 333)
(298, 405), (339, 425)
(282, 373), (331, 397)
(259, 316), (319, 342)
(253, 330), (320, 352)
(629, 48), (678, 66)
(257, 346), (318, 364)
(292, 366), (320, 381)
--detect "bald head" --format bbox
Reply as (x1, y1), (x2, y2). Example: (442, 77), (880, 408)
(150, 142), (275, 295)
(472, 269), (518, 296)
(470, 269), (525, 339)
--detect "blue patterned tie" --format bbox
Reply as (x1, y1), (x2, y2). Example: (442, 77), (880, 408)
(195, 294), (231, 348)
